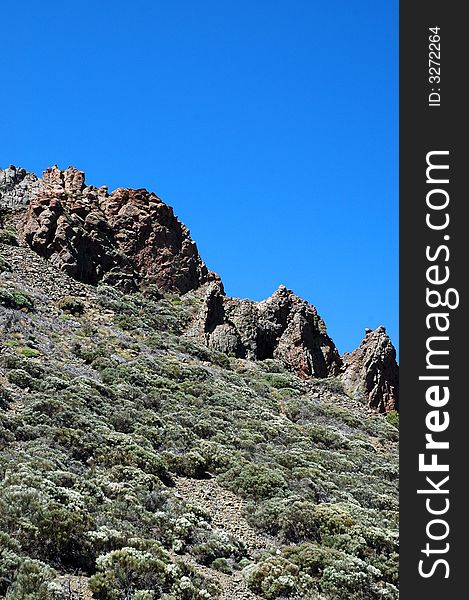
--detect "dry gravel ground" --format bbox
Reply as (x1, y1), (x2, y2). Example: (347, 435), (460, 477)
(174, 476), (276, 599)
(174, 476), (275, 555)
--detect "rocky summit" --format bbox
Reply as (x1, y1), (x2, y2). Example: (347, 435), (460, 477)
(2, 165), (218, 294)
(1, 164), (399, 600)
(186, 283), (342, 379)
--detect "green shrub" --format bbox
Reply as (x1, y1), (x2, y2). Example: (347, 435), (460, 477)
(57, 296), (85, 315)
(261, 372), (303, 390)
(282, 543), (343, 577)
(89, 547), (168, 599)
(7, 369), (36, 389)
(0, 289), (34, 311)
(164, 451), (208, 479)
(317, 377), (345, 394)
(250, 500), (355, 544)
(282, 502), (354, 543)
(320, 556), (398, 600)
(244, 555), (302, 598)
(211, 557), (233, 574)
(190, 529), (245, 567)
(0, 385), (13, 409)
(89, 545), (212, 599)
(386, 410), (399, 429)
(0, 229), (18, 246)
(1, 353), (45, 377)
(34, 506), (95, 570)
(219, 462), (288, 500)
(1, 558), (61, 600)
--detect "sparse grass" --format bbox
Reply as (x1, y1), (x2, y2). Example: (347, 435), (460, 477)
(19, 347), (40, 359)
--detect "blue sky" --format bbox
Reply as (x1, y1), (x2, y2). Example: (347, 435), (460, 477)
(1, 1), (398, 355)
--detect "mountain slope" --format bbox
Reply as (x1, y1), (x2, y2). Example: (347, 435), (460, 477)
(1, 167), (398, 600)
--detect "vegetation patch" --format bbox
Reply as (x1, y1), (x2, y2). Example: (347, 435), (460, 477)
(0, 272), (399, 599)
(0, 288), (34, 311)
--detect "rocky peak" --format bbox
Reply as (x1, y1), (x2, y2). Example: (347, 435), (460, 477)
(187, 283), (342, 378)
(42, 164), (86, 194)
(4, 165), (218, 293)
(341, 326), (399, 412)
(1, 163), (398, 404)
(0, 165), (42, 210)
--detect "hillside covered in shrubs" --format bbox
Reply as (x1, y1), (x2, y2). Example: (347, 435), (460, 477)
(0, 166), (399, 600)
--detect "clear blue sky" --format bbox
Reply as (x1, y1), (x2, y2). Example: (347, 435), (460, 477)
(1, 1), (398, 356)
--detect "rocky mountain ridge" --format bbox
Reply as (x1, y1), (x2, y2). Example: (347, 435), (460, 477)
(1, 164), (399, 599)
(1, 164), (398, 412)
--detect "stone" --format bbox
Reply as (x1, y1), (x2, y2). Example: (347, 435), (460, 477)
(341, 326), (399, 412)
(187, 283), (342, 378)
(0, 165), (43, 211)
(6, 165), (218, 293)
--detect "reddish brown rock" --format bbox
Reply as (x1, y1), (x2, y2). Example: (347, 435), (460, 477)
(187, 283), (342, 378)
(17, 166), (217, 293)
(341, 326), (399, 412)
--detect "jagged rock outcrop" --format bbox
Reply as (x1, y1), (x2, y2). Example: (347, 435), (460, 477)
(341, 326), (399, 412)
(1, 163), (399, 400)
(187, 283), (342, 378)
(0, 166), (43, 211)
(6, 165), (217, 293)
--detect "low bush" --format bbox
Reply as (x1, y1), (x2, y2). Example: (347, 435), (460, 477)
(320, 556), (398, 600)
(211, 557), (233, 574)
(163, 451), (208, 479)
(244, 555), (302, 599)
(7, 369), (37, 389)
(0, 557), (61, 600)
(0, 288), (34, 311)
(190, 531), (245, 567)
(0, 229), (18, 246)
(219, 462), (288, 500)
(57, 296), (85, 315)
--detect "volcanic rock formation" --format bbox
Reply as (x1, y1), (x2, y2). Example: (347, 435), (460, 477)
(187, 282), (342, 378)
(341, 326), (399, 412)
(1, 164), (399, 408)
(1, 165), (217, 293)
(0, 165), (42, 210)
